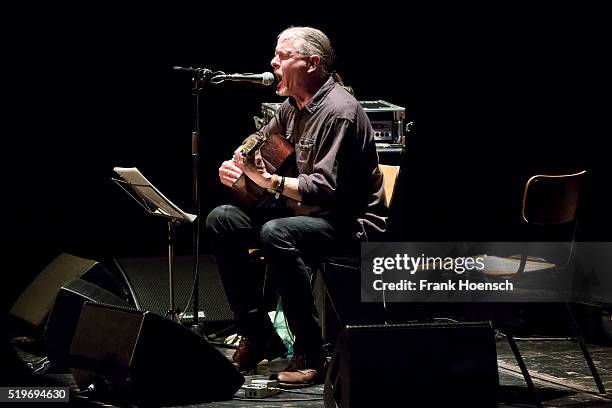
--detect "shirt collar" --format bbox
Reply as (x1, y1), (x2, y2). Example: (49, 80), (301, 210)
(288, 76), (336, 114)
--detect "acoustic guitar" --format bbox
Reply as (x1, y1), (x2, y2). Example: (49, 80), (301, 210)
(230, 132), (296, 208)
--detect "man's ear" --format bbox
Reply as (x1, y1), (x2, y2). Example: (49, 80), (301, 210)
(307, 55), (321, 74)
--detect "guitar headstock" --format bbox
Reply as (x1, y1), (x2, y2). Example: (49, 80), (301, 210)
(240, 133), (268, 161)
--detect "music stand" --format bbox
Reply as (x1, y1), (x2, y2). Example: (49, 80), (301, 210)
(112, 167), (196, 323)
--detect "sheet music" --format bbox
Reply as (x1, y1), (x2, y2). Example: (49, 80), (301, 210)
(113, 167), (196, 223)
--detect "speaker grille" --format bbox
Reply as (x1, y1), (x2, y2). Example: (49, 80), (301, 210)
(69, 302), (243, 404)
(44, 279), (131, 371)
(10, 253), (133, 328)
(325, 321), (499, 407)
(114, 255), (233, 325)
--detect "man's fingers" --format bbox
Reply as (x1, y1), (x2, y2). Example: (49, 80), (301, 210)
(224, 168), (242, 179)
(218, 160), (243, 186)
(226, 162), (243, 174)
(233, 151), (246, 164)
(219, 166), (241, 179)
(220, 173), (238, 187)
(221, 160), (243, 173)
(232, 159), (245, 171)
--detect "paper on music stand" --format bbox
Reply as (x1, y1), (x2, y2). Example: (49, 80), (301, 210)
(113, 167), (196, 223)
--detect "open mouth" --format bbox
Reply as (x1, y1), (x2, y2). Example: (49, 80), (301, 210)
(274, 73), (283, 88)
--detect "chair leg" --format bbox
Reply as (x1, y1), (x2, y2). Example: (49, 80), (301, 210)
(506, 332), (542, 408)
(313, 263), (343, 347)
(565, 303), (607, 394)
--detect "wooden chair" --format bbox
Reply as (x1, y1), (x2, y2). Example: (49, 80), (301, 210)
(477, 171), (586, 280)
(379, 164), (401, 209)
(313, 165), (401, 347)
(471, 171), (605, 407)
(256, 164), (401, 350)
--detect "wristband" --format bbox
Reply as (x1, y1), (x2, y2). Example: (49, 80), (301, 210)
(267, 174), (280, 194)
(274, 176), (285, 199)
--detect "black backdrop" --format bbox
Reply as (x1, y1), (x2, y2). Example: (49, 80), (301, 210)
(5, 7), (611, 311)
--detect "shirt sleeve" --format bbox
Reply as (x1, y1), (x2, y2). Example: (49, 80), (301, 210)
(298, 116), (351, 205)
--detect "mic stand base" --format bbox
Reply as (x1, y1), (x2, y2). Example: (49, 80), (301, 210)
(166, 310), (182, 324)
(190, 324), (203, 337)
(166, 220), (182, 325)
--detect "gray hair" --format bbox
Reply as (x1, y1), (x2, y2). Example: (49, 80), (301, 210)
(278, 26), (335, 79)
(278, 26), (354, 95)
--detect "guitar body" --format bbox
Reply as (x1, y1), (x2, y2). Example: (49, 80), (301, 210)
(230, 133), (296, 208)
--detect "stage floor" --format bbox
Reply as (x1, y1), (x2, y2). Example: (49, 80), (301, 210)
(9, 333), (612, 407)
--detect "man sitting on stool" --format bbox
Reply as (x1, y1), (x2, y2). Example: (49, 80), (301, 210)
(206, 26), (387, 388)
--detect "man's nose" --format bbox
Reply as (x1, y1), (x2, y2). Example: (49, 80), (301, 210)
(271, 55), (279, 68)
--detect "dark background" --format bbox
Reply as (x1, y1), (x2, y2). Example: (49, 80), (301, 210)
(5, 7), (611, 313)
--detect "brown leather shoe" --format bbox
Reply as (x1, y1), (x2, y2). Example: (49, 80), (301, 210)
(275, 352), (326, 388)
(232, 335), (287, 374)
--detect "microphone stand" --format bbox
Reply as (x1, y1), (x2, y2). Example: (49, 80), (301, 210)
(174, 66), (267, 337)
(187, 67), (213, 336)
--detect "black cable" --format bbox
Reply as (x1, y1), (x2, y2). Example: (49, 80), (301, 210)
(496, 331), (574, 341)
(73, 390), (90, 396)
(208, 324), (238, 340)
(433, 317), (460, 323)
(274, 388), (323, 396)
(27, 357), (50, 373)
(233, 396), (323, 402)
(207, 339), (238, 349)
(30, 357), (49, 366)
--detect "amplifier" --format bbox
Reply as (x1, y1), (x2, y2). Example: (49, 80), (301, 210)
(254, 100), (406, 145)
(360, 100), (405, 144)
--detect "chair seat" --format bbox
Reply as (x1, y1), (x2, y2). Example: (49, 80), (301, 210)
(320, 254), (360, 269)
(480, 255), (557, 277)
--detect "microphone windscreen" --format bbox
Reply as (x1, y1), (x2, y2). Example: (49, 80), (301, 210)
(262, 72), (274, 86)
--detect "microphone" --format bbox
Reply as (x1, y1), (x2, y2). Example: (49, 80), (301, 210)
(211, 72), (275, 86)
(172, 66), (212, 78)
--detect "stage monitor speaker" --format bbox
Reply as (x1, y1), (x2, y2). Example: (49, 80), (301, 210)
(324, 321), (499, 408)
(44, 278), (131, 371)
(69, 302), (244, 405)
(10, 253), (132, 329)
(114, 255), (234, 328)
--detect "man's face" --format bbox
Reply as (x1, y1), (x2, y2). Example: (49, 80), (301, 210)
(270, 37), (310, 98)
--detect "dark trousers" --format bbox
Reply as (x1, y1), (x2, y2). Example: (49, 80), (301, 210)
(206, 204), (337, 354)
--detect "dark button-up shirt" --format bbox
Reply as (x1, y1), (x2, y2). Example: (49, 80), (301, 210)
(259, 76), (388, 240)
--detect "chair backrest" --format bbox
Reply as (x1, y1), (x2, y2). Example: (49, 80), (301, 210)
(379, 164), (401, 208)
(521, 170), (586, 225)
